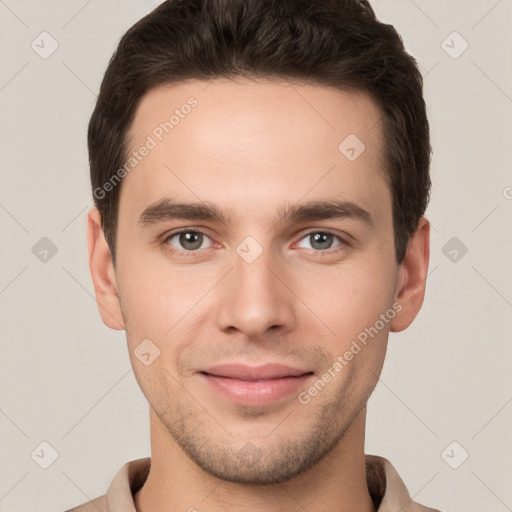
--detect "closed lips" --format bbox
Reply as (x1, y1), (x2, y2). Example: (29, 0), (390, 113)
(200, 363), (313, 381)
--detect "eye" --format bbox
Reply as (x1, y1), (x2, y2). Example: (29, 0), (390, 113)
(296, 231), (344, 252)
(161, 229), (347, 256)
(165, 230), (213, 252)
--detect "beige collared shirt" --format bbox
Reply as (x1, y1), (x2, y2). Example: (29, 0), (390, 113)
(66, 454), (441, 512)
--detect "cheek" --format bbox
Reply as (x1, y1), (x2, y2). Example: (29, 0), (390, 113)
(296, 257), (396, 341)
(116, 262), (210, 389)
(117, 255), (211, 338)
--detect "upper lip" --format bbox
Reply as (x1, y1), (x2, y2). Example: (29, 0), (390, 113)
(201, 363), (312, 381)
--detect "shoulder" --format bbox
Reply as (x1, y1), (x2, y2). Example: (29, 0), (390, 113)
(64, 494), (108, 512)
(410, 504), (443, 512)
(365, 454), (443, 512)
(414, 505), (443, 512)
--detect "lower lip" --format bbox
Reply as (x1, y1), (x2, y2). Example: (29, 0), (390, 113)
(200, 373), (314, 406)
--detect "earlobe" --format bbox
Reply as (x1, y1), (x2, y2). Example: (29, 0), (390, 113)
(86, 207), (125, 330)
(390, 217), (430, 333)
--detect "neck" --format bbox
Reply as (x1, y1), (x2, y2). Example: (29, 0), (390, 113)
(134, 407), (376, 512)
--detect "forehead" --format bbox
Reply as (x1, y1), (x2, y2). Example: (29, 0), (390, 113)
(128, 78), (384, 157)
(120, 78), (389, 223)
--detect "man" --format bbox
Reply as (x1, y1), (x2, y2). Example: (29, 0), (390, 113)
(68, 0), (441, 510)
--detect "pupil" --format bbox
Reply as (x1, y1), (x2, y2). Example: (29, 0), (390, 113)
(181, 232), (202, 250)
(312, 232), (332, 250)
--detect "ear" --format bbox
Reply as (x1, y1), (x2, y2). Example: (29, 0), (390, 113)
(86, 207), (125, 330)
(390, 217), (430, 332)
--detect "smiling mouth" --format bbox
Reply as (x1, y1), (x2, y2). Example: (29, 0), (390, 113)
(198, 364), (315, 406)
(201, 373), (312, 381)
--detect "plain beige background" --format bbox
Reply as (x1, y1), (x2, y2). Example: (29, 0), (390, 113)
(1, 1), (511, 511)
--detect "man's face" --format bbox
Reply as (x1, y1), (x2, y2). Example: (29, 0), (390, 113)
(113, 79), (399, 483)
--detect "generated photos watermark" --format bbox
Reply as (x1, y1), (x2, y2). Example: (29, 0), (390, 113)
(298, 301), (403, 405)
(93, 96), (198, 200)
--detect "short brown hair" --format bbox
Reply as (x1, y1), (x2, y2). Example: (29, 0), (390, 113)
(88, 0), (431, 265)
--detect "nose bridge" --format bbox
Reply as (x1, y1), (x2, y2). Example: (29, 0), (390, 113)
(215, 241), (295, 336)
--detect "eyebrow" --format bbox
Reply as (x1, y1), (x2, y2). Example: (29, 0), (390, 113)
(138, 197), (372, 228)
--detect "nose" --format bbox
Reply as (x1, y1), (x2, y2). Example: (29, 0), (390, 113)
(214, 247), (297, 339)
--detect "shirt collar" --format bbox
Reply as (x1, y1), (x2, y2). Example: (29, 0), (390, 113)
(105, 454), (426, 512)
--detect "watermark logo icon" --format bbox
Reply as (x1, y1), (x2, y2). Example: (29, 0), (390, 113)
(134, 338), (161, 366)
(338, 134), (366, 161)
(31, 31), (59, 59)
(236, 442), (262, 467)
(31, 441), (59, 469)
(441, 441), (469, 469)
(442, 236), (468, 263)
(441, 31), (469, 59)
(32, 237), (58, 263)
(236, 236), (263, 264)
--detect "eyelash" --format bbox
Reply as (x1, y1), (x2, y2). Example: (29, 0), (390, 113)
(160, 229), (349, 257)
